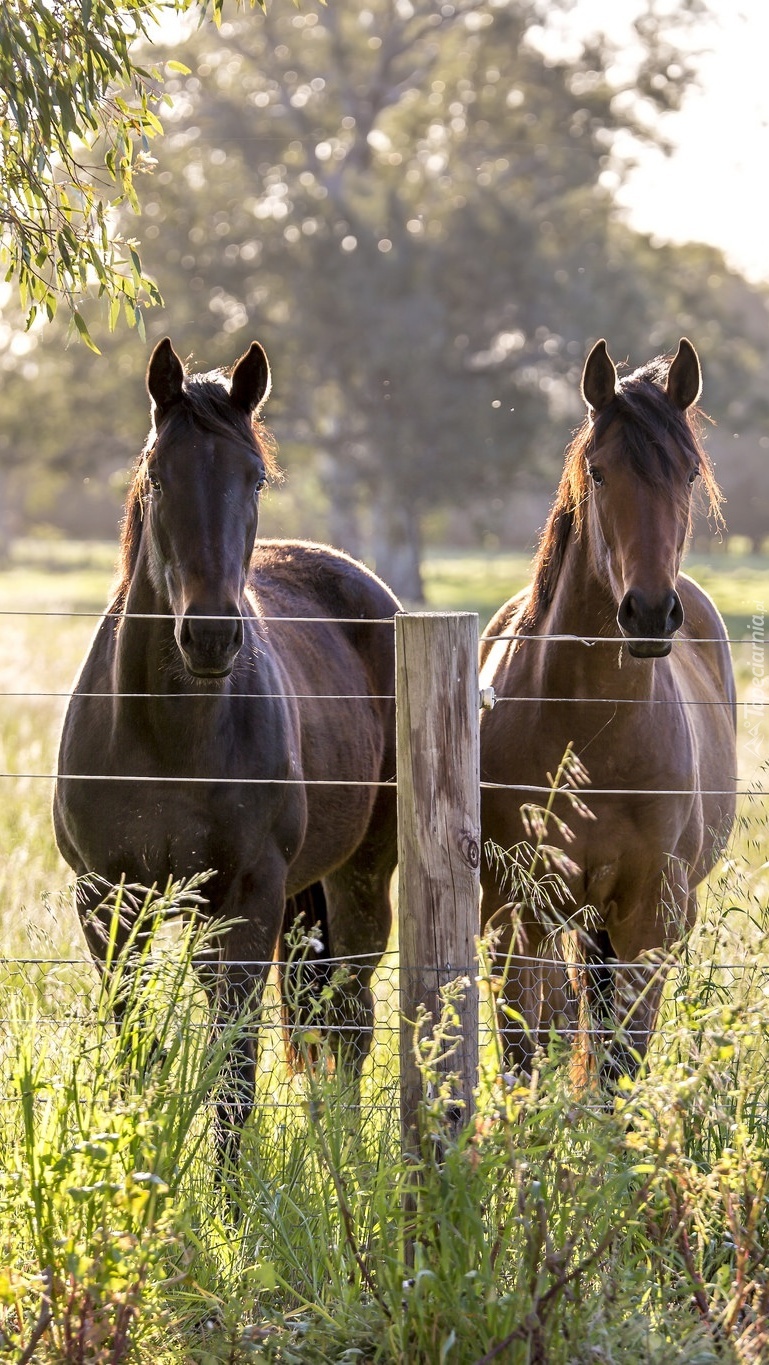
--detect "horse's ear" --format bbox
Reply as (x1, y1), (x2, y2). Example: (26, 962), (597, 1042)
(666, 338), (702, 410)
(230, 342), (271, 414)
(147, 338), (185, 418)
(581, 339), (617, 413)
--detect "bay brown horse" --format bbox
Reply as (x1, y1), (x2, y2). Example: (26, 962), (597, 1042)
(479, 339), (736, 1080)
(54, 338), (399, 1161)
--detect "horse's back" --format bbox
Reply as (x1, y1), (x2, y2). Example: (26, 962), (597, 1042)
(250, 540), (401, 713)
(250, 539), (400, 622)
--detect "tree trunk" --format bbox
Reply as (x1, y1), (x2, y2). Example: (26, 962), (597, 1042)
(370, 495), (424, 603)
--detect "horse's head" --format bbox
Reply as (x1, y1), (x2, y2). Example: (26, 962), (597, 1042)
(580, 337), (707, 659)
(143, 337), (273, 678)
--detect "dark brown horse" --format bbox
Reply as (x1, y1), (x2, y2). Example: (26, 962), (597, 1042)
(54, 338), (399, 1159)
(479, 339), (736, 1080)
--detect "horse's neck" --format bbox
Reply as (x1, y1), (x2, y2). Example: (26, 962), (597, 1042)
(114, 558), (270, 708)
(536, 529), (654, 700)
(112, 566), (231, 755)
(544, 529), (613, 633)
(115, 566), (177, 698)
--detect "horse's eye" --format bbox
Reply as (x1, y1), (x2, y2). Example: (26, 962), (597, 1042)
(688, 466), (700, 485)
(254, 477), (267, 496)
(148, 471), (162, 493)
(588, 466), (604, 487)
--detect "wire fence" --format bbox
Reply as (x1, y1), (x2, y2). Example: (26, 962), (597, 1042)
(2, 604), (767, 1127)
(0, 608), (766, 790)
(1, 603), (767, 645)
(1, 950), (768, 1112)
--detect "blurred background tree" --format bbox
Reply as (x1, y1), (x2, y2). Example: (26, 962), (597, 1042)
(0, 0), (176, 342)
(2, 0), (768, 594)
(0, 0), (266, 556)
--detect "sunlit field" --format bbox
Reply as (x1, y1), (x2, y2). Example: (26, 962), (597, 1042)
(1, 538), (768, 1361)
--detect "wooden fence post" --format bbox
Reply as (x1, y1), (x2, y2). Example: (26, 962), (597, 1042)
(396, 611), (481, 1161)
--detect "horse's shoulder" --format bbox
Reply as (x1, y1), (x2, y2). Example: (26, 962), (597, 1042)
(251, 539), (401, 618)
(676, 572), (736, 706)
(480, 587), (532, 665)
(69, 600), (122, 687)
(677, 572), (729, 643)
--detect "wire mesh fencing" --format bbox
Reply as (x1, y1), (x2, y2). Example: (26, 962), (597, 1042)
(2, 946), (769, 1130)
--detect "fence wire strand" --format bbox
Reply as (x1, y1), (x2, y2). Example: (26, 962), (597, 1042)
(1, 953), (767, 1115)
(0, 605), (765, 649)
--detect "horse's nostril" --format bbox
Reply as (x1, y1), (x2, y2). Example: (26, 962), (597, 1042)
(618, 588), (683, 645)
(667, 592), (684, 633)
(617, 591), (637, 631)
(179, 606), (244, 674)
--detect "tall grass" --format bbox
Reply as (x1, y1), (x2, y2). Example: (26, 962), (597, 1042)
(2, 842), (769, 1362)
(0, 883), (243, 1362)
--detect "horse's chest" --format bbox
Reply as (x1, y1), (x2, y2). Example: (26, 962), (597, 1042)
(483, 684), (696, 787)
(481, 684), (701, 895)
(59, 722), (302, 894)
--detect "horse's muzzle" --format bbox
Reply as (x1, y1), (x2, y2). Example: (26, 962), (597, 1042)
(178, 608), (244, 677)
(617, 589), (683, 659)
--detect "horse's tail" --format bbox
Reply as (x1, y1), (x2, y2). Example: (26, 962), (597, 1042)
(278, 883), (333, 1073)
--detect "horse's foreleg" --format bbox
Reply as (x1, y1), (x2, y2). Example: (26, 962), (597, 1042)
(210, 956), (264, 1173)
(77, 875), (145, 1038)
(538, 951), (580, 1053)
(76, 875), (175, 1086)
(597, 883), (697, 1088)
(492, 951), (542, 1077)
(584, 928), (632, 1088)
(611, 888), (697, 1075)
(584, 926), (659, 1087)
(481, 878), (543, 1076)
(209, 890), (285, 1174)
(614, 964), (666, 1076)
(587, 940), (673, 1089)
(78, 874), (135, 975)
(318, 857), (395, 1093)
(215, 847), (297, 1176)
